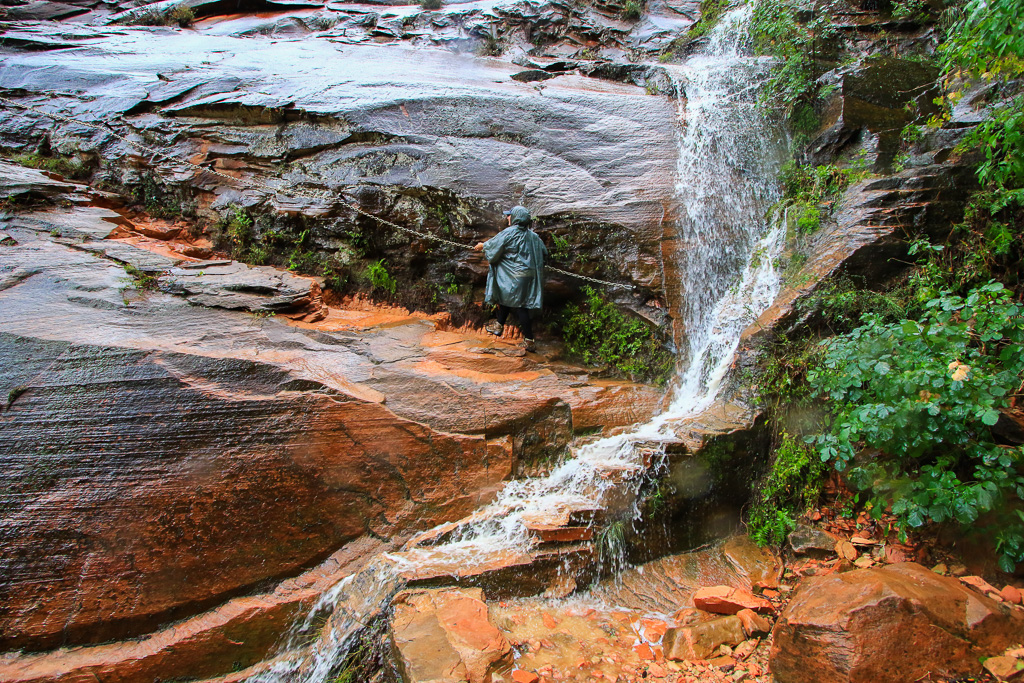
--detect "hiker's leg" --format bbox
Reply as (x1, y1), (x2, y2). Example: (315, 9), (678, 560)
(515, 308), (533, 340)
(496, 305), (511, 326)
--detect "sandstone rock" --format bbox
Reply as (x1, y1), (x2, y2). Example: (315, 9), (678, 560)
(693, 586), (773, 615)
(511, 671), (540, 683)
(984, 656), (1024, 682)
(770, 562), (1024, 683)
(1001, 585), (1022, 605)
(961, 575), (1001, 597)
(0, 23), (680, 301)
(391, 588), (512, 683)
(835, 540), (858, 561)
(673, 608), (702, 626)
(787, 525), (839, 558)
(135, 221), (183, 240)
(162, 260), (321, 313)
(663, 616), (745, 661)
(0, 226), (633, 655)
(0, 232), (16, 246)
(852, 556), (875, 569)
(592, 535), (782, 614)
(709, 655), (735, 670)
(735, 609), (771, 637)
(0, 160), (77, 200)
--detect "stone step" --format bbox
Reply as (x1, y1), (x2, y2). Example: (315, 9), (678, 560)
(392, 543), (599, 599)
(523, 522), (595, 544)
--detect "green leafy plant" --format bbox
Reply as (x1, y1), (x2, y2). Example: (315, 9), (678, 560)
(891, 0), (928, 22)
(122, 263), (159, 291)
(6, 385), (28, 410)
(562, 286), (673, 384)
(124, 3), (195, 27)
(750, 0), (834, 128)
(621, 0), (644, 22)
(367, 259), (397, 296)
(941, 0), (1024, 80)
(806, 282), (1024, 571)
(549, 233), (571, 262)
(129, 173), (188, 219)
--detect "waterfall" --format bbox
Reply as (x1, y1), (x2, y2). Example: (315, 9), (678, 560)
(249, 5), (786, 680)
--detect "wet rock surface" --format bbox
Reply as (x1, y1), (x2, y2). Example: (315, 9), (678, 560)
(0, 200), (661, 655)
(0, 17), (681, 309)
(770, 562), (1024, 683)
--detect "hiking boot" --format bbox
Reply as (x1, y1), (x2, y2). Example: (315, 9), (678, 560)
(485, 320), (503, 336)
(519, 338), (536, 353)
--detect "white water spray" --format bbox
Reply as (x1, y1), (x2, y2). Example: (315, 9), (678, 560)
(250, 5), (786, 680)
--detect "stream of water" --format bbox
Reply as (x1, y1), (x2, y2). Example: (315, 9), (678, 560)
(250, 5), (786, 680)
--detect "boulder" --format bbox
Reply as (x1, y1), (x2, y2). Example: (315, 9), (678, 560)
(390, 588), (512, 683)
(770, 562), (1024, 683)
(692, 586), (773, 615)
(663, 615), (746, 661)
(787, 524), (840, 557)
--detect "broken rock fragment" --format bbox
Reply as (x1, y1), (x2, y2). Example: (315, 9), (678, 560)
(663, 615), (746, 661)
(692, 585), (773, 615)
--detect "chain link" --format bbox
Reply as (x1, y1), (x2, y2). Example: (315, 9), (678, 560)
(0, 94), (635, 291)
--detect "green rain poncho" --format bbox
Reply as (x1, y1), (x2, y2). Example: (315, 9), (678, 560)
(483, 206), (548, 310)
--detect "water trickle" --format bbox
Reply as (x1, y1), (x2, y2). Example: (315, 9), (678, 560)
(249, 5), (787, 680)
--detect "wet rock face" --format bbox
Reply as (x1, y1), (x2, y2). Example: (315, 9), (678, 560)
(0, 333), (508, 651)
(0, 23), (679, 304)
(769, 562), (1024, 683)
(0, 210), (660, 654)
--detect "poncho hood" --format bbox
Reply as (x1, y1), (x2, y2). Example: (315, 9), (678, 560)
(507, 206), (532, 227)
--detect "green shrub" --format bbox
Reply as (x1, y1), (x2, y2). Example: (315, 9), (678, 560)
(806, 282), (1024, 571)
(891, 0), (928, 21)
(167, 5), (194, 27)
(367, 259), (397, 296)
(562, 286), (673, 384)
(420, 0), (443, 9)
(122, 263), (159, 291)
(941, 0), (1024, 80)
(750, 0), (841, 128)
(129, 173), (189, 218)
(621, 0), (644, 21)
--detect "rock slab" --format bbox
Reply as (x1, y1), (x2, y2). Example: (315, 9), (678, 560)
(770, 562), (1024, 683)
(390, 587), (512, 683)
(663, 615), (746, 661)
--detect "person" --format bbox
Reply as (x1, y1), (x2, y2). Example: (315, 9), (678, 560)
(473, 205), (547, 352)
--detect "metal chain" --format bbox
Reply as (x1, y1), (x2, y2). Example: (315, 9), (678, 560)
(0, 94), (634, 291)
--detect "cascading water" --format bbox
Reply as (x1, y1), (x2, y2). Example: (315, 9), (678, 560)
(250, 5), (786, 680)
